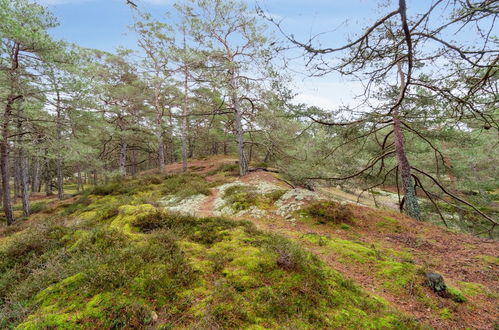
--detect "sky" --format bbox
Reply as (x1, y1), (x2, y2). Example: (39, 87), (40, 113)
(32, 0), (431, 110)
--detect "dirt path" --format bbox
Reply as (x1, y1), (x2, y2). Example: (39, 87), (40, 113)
(198, 188), (218, 217)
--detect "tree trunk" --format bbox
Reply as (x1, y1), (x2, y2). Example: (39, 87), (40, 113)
(31, 157), (41, 193)
(131, 149), (137, 176)
(76, 168), (82, 193)
(0, 142), (13, 224)
(1, 96), (15, 225)
(13, 154), (21, 200)
(56, 157), (64, 200)
(234, 108), (248, 176)
(229, 69), (248, 176)
(19, 148), (30, 217)
(43, 154), (53, 196)
(157, 130), (165, 171)
(181, 61), (189, 172)
(119, 137), (127, 175)
(394, 61), (420, 220)
(45, 170), (53, 196)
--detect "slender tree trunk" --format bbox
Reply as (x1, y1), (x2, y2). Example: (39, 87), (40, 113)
(0, 144), (13, 224)
(394, 61), (420, 220)
(56, 157), (63, 200)
(76, 168), (82, 193)
(43, 153), (53, 196)
(55, 92), (64, 200)
(230, 69), (248, 176)
(13, 157), (21, 200)
(32, 157), (41, 193)
(15, 106), (29, 216)
(157, 129), (165, 171)
(45, 171), (53, 196)
(181, 33), (189, 172)
(1, 96), (16, 225)
(19, 148), (30, 217)
(131, 149), (137, 176)
(154, 87), (165, 171)
(118, 137), (127, 175)
(0, 143), (13, 225)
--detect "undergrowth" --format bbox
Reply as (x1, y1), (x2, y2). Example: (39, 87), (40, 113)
(223, 185), (287, 212)
(302, 200), (354, 225)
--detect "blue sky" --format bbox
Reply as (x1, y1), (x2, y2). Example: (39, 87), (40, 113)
(33, 0), (432, 109)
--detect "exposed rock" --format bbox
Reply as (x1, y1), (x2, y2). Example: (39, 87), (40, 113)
(425, 272), (447, 295)
(160, 194), (208, 216)
(275, 188), (324, 219)
(213, 181), (284, 217)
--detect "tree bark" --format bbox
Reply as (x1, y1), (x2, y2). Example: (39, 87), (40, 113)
(55, 91), (64, 200)
(13, 157), (21, 200)
(19, 147), (30, 217)
(56, 157), (63, 200)
(32, 157), (41, 193)
(1, 94), (17, 225)
(76, 168), (82, 193)
(181, 32), (189, 172)
(118, 137), (127, 175)
(229, 68), (248, 176)
(154, 89), (165, 171)
(394, 61), (420, 220)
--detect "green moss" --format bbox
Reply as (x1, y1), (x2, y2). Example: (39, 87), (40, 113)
(475, 254), (499, 265)
(446, 286), (466, 303)
(376, 216), (402, 232)
(303, 233), (417, 292)
(456, 281), (487, 297)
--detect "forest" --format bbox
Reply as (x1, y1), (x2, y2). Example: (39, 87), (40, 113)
(0, 0), (498, 329)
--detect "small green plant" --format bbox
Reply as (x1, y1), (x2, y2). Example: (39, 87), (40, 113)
(340, 223), (351, 230)
(303, 201), (354, 224)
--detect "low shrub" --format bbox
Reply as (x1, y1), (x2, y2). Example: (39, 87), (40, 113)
(303, 201), (354, 224)
(206, 163), (239, 176)
(160, 173), (210, 198)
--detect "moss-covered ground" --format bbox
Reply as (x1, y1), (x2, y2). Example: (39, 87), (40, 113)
(0, 171), (419, 329)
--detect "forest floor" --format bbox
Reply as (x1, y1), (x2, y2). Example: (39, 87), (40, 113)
(165, 157), (498, 329)
(1, 156), (497, 329)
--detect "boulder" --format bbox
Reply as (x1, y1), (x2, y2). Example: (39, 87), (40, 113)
(425, 272), (446, 295)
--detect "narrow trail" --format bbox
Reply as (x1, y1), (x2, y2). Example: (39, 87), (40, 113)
(198, 188), (218, 218)
(190, 169), (498, 329)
